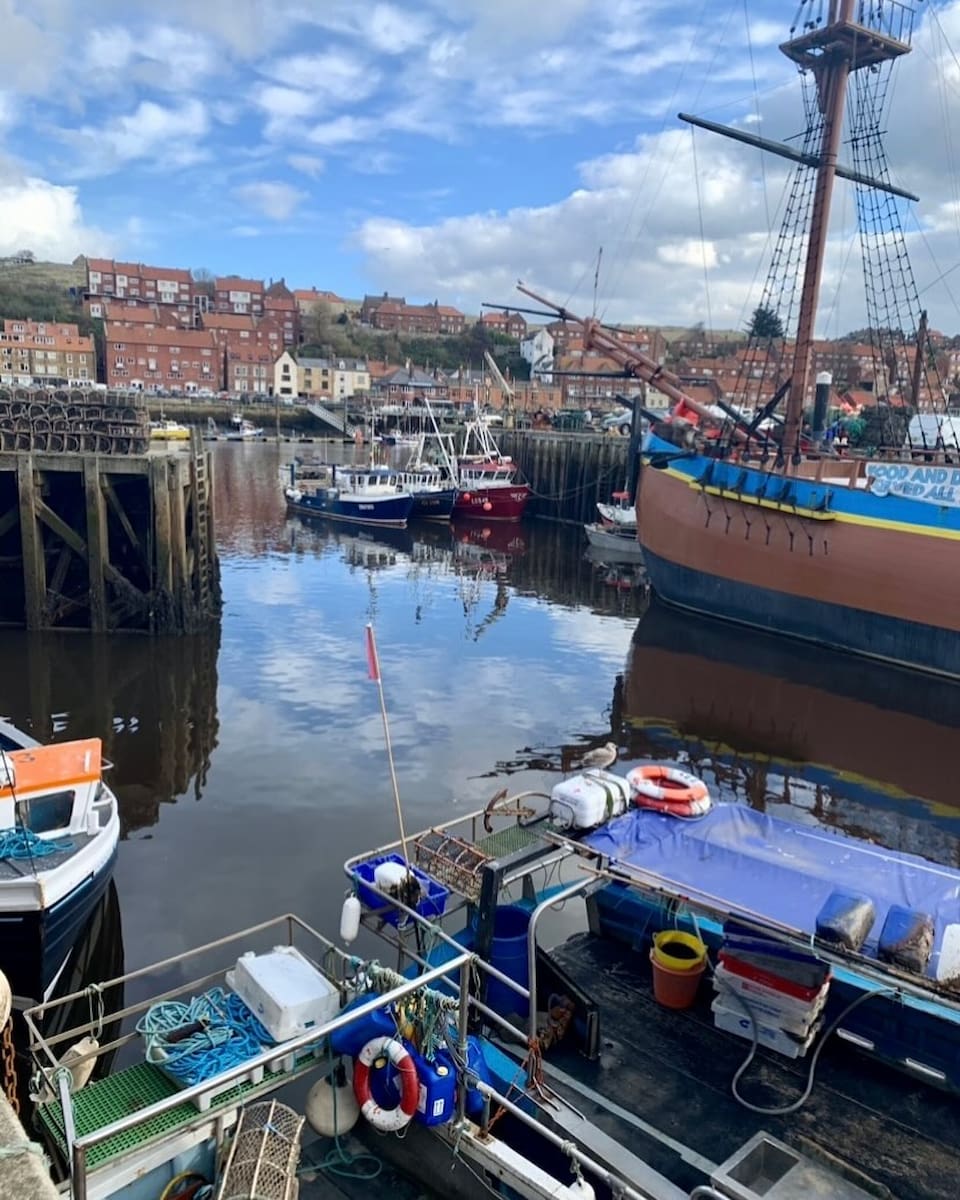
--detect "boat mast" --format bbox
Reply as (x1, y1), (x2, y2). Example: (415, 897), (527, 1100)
(781, 0), (912, 462)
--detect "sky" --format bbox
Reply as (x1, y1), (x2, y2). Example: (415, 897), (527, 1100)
(2, 0), (960, 333)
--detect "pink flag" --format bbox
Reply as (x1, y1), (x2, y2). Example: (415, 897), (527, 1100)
(365, 624), (381, 682)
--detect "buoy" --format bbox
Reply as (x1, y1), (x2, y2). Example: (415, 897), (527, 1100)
(482, 501), (492, 511)
(462, 492), (472, 502)
(306, 1063), (360, 1137)
(340, 895), (361, 944)
(569, 1177), (596, 1199)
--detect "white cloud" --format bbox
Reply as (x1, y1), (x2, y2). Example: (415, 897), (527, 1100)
(237, 180), (307, 221)
(287, 153), (325, 177)
(71, 99), (211, 175)
(307, 115), (379, 147)
(0, 169), (112, 260)
(262, 49), (379, 100)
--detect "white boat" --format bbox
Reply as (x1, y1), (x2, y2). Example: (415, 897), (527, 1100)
(596, 490), (636, 529)
(584, 521), (645, 561)
(0, 723), (120, 1003)
(226, 419), (264, 441)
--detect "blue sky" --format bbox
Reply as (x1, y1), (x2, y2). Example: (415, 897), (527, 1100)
(2, 0), (960, 331)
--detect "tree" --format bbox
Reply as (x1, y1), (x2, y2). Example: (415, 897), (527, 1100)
(747, 305), (785, 339)
(191, 268), (215, 299)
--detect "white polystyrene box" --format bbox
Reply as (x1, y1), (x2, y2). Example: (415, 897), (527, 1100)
(228, 945), (340, 1043)
(549, 771), (631, 831)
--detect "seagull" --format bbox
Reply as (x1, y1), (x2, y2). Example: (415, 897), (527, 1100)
(578, 742), (618, 773)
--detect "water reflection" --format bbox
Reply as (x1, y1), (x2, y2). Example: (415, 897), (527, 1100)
(620, 599), (960, 862)
(0, 629), (219, 836)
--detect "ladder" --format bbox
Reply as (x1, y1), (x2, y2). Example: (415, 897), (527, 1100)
(190, 428), (211, 613)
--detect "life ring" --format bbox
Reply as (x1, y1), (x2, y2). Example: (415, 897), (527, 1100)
(627, 766), (712, 818)
(353, 1035), (419, 1132)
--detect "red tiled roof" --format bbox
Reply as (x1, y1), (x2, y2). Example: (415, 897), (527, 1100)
(104, 323), (218, 349)
(201, 313), (257, 331)
(216, 277), (264, 292)
(293, 288), (345, 303)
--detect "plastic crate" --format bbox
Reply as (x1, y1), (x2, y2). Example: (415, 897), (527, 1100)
(352, 853), (448, 925)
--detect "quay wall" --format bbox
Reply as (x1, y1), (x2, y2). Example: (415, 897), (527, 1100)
(498, 431), (631, 524)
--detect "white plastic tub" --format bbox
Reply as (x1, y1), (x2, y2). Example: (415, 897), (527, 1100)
(228, 945), (340, 1044)
(549, 771), (630, 831)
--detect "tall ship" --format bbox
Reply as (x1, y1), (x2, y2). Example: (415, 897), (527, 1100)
(519, 0), (960, 678)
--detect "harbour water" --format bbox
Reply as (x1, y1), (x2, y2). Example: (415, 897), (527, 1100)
(2, 439), (959, 984)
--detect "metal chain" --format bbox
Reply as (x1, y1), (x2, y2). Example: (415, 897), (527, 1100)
(3, 1019), (20, 1114)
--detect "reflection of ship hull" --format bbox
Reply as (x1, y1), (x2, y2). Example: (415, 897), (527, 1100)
(625, 600), (960, 812)
(450, 521), (527, 557)
(638, 452), (960, 678)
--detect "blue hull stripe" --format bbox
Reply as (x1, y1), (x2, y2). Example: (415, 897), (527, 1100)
(643, 547), (960, 678)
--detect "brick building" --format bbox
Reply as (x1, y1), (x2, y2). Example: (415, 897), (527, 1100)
(0, 319), (95, 385)
(361, 292), (405, 324)
(226, 345), (273, 396)
(264, 282), (299, 346)
(295, 288), (350, 318)
(86, 259), (194, 311)
(480, 310), (527, 339)
(103, 323), (220, 391)
(369, 300), (466, 335)
(94, 301), (191, 329)
(214, 276), (264, 316)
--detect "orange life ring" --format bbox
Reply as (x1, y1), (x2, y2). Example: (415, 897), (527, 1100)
(627, 766), (712, 818)
(353, 1035), (419, 1132)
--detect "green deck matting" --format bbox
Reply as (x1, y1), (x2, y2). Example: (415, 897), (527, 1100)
(475, 823), (544, 859)
(38, 1053), (320, 1173)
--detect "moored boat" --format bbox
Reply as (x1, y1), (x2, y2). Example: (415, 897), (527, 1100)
(226, 418), (264, 441)
(148, 419), (190, 441)
(452, 416), (531, 522)
(0, 726), (120, 1002)
(584, 521), (645, 561)
(284, 460), (415, 527)
(515, 1), (960, 678)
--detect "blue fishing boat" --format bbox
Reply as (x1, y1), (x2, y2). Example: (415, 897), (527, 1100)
(283, 461), (415, 528)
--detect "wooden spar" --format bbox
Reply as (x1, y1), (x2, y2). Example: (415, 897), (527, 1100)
(785, 0), (857, 464)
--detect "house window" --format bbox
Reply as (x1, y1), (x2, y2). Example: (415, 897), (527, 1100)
(114, 342), (125, 351)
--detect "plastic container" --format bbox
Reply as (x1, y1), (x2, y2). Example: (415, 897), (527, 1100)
(411, 1046), (456, 1126)
(650, 948), (705, 1009)
(486, 905), (531, 1018)
(652, 931), (706, 972)
(329, 995), (395, 1059)
(228, 945), (340, 1043)
(549, 771), (631, 831)
(352, 853), (448, 926)
(462, 1035), (494, 1119)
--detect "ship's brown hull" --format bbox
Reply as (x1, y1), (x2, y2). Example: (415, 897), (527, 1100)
(638, 464), (960, 676)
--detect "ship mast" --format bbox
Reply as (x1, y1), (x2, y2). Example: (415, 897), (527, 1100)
(779, 0), (912, 462)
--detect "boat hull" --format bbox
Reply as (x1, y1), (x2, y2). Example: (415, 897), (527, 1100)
(412, 488), (458, 521)
(638, 454), (960, 677)
(0, 845), (118, 1001)
(584, 523), (645, 561)
(287, 491), (415, 528)
(454, 485), (530, 522)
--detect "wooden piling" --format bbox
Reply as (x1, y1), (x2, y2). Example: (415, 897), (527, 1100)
(16, 456), (46, 630)
(500, 430), (629, 524)
(83, 458), (107, 632)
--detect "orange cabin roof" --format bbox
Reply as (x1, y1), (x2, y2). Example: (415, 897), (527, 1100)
(1, 738), (102, 794)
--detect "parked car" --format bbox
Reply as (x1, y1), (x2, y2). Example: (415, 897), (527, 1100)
(601, 408), (634, 435)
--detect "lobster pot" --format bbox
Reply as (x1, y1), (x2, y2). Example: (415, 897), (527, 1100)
(217, 1100), (304, 1200)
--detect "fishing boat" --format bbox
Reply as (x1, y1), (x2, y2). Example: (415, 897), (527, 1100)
(148, 420), (190, 442)
(596, 490), (636, 530)
(516, 1), (960, 679)
(584, 521), (645, 561)
(452, 416), (531, 522)
(395, 433), (459, 520)
(283, 460), (415, 527)
(0, 725), (120, 1002)
(226, 418), (264, 441)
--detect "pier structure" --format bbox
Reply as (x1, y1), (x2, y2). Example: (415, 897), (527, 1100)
(0, 387), (219, 633)
(497, 430), (630, 524)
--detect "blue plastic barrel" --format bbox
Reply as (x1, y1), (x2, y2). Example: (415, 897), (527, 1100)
(485, 905), (531, 1018)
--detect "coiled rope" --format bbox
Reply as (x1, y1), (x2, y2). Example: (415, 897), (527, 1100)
(137, 988), (274, 1087)
(0, 828), (73, 860)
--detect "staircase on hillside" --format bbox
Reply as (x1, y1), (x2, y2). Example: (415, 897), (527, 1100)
(305, 403), (346, 434)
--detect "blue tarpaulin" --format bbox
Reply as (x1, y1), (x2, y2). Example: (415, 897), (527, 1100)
(583, 804), (960, 974)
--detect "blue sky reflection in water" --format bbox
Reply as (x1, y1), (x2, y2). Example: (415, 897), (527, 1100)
(3, 441), (960, 976)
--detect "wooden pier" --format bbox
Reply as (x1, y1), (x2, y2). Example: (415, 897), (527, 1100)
(0, 388), (219, 633)
(498, 431), (630, 524)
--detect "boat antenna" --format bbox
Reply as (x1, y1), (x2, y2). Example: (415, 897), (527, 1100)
(364, 623), (412, 872)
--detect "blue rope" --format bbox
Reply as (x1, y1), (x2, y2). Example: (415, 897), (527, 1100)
(0, 828), (73, 860)
(137, 988), (275, 1088)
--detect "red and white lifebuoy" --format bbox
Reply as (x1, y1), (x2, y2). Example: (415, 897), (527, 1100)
(353, 1036), (419, 1132)
(627, 765), (712, 818)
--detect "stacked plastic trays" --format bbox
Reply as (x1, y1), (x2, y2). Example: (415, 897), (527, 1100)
(711, 922), (831, 1059)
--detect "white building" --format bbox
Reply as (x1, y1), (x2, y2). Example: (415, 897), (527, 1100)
(273, 350), (297, 400)
(520, 329), (555, 383)
(332, 359), (370, 400)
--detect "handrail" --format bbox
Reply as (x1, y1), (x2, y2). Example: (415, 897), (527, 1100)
(526, 878), (594, 1055)
(68, 951), (473, 1200)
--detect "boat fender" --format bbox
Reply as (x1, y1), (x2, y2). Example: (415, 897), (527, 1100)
(306, 1062), (360, 1136)
(627, 765), (710, 804)
(353, 1035), (419, 1133)
(340, 895), (361, 944)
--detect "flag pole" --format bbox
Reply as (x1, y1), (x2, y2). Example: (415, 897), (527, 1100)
(365, 623), (411, 871)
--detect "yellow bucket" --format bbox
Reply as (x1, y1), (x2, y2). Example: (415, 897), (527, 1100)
(652, 931), (707, 972)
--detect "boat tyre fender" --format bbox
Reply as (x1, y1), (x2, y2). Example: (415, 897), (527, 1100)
(627, 766), (712, 817)
(353, 1035), (419, 1132)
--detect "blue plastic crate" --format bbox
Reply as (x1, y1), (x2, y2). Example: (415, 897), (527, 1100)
(352, 854), (448, 925)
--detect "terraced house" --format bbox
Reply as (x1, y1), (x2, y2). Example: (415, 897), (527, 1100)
(0, 319), (95, 386)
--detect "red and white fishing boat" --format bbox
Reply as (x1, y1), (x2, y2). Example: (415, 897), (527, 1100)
(452, 416), (531, 523)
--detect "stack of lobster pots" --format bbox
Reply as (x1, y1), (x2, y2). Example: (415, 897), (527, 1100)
(711, 923), (831, 1059)
(0, 388), (150, 454)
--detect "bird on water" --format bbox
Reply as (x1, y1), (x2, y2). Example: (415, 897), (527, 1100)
(579, 742), (618, 772)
